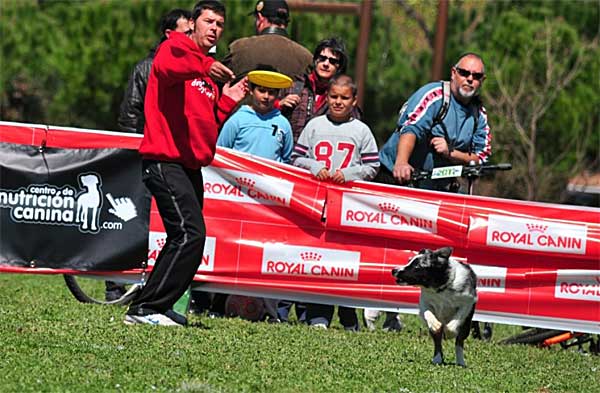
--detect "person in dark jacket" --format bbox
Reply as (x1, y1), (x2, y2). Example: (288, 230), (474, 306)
(117, 9), (193, 134)
(107, 9), (194, 304)
(222, 0), (312, 82)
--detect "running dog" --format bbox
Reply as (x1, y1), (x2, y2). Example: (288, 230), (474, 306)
(391, 247), (477, 367)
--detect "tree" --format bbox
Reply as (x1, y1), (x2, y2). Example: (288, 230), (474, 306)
(476, 11), (599, 201)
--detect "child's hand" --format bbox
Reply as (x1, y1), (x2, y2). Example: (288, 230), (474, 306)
(331, 170), (346, 184)
(315, 168), (330, 181)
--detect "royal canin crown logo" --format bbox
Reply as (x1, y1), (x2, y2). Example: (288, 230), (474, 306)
(235, 177), (256, 189)
(156, 238), (165, 248)
(378, 202), (400, 214)
(486, 215), (587, 255)
(300, 252), (322, 262)
(526, 223), (548, 233)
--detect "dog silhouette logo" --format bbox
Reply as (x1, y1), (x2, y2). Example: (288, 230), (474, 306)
(76, 174), (103, 232)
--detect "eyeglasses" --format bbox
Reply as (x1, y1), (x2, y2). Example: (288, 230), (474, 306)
(316, 54), (341, 66)
(454, 67), (485, 81)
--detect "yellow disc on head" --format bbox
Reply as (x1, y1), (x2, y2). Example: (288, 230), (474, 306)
(247, 70), (293, 89)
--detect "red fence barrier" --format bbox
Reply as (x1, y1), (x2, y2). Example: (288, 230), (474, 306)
(1, 121), (598, 333)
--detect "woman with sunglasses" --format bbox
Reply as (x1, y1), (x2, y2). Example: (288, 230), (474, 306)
(276, 38), (362, 328)
(278, 37), (361, 143)
(378, 52), (492, 191)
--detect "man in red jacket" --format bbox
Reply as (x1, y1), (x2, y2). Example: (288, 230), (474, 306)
(125, 0), (248, 326)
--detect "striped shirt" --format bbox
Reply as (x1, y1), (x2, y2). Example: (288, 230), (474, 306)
(291, 115), (380, 181)
(379, 81), (492, 173)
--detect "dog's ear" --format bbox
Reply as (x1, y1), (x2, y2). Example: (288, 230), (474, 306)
(418, 248), (429, 254)
(435, 247), (453, 259)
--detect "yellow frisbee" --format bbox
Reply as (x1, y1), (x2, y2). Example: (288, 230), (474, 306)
(247, 70), (293, 89)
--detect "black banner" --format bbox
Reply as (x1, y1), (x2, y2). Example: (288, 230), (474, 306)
(0, 142), (150, 270)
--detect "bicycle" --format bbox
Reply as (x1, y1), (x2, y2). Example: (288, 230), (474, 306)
(500, 327), (600, 354)
(411, 161), (513, 340)
(63, 269), (146, 305)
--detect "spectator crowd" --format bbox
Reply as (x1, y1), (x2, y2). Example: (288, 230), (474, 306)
(118, 0), (491, 329)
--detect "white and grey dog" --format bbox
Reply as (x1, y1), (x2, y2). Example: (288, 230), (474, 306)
(391, 247), (477, 367)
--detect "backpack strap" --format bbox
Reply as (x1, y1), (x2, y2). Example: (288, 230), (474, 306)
(468, 96), (481, 154)
(435, 81), (453, 150)
(395, 80), (450, 134)
(433, 80), (451, 125)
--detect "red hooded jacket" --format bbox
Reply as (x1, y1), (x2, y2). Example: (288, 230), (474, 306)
(139, 31), (236, 169)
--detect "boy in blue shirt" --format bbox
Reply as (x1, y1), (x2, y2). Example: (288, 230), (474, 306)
(217, 74), (293, 162)
(217, 68), (293, 322)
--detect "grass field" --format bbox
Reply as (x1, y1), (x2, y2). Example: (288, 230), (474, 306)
(0, 274), (598, 392)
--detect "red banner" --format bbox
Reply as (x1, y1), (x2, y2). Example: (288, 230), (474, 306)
(1, 121), (599, 333)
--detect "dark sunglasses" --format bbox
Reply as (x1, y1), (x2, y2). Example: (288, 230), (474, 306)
(316, 54), (341, 66)
(454, 67), (485, 80)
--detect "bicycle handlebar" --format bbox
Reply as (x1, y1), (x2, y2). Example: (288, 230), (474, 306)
(411, 163), (512, 181)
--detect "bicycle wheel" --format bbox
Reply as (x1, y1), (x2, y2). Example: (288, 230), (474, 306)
(63, 275), (142, 305)
(500, 328), (564, 345)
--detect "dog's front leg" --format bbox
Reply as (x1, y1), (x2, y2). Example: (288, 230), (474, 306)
(422, 309), (444, 365)
(444, 302), (475, 339)
(455, 344), (465, 367)
(444, 319), (460, 339)
(422, 310), (442, 334)
(454, 305), (475, 367)
(431, 329), (444, 365)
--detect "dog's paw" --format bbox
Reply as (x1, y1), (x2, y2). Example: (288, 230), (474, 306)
(424, 311), (442, 333)
(444, 321), (460, 338)
(428, 319), (443, 334)
(456, 346), (466, 367)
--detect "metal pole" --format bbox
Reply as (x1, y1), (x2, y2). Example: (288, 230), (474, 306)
(431, 0), (449, 80)
(287, 0), (371, 109)
(355, 0), (373, 108)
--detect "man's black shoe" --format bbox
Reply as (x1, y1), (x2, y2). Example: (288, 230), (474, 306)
(165, 309), (188, 326)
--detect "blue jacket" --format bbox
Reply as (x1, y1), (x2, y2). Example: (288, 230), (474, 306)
(217, 105), (293, 163)
(379, 82), (492, 173)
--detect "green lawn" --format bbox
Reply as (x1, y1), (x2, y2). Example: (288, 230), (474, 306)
(0, 274), (598, 392)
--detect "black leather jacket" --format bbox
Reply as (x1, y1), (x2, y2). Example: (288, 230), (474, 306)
(117, 49), (154, 134)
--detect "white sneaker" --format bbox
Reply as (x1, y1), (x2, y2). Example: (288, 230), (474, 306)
(311, 323), (328, 329)
(363, 308), (381, 331)
(124, 313), (183, 327)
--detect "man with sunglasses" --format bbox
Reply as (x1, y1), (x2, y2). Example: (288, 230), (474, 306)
(378, 53), (492, 190)
(367, 53), (491, 332)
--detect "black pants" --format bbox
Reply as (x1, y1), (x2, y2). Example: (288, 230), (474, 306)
(306, 303), (359, 329)
(128, 161), (206, 316)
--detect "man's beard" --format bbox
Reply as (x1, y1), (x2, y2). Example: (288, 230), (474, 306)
(458, 85), (477, 99)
